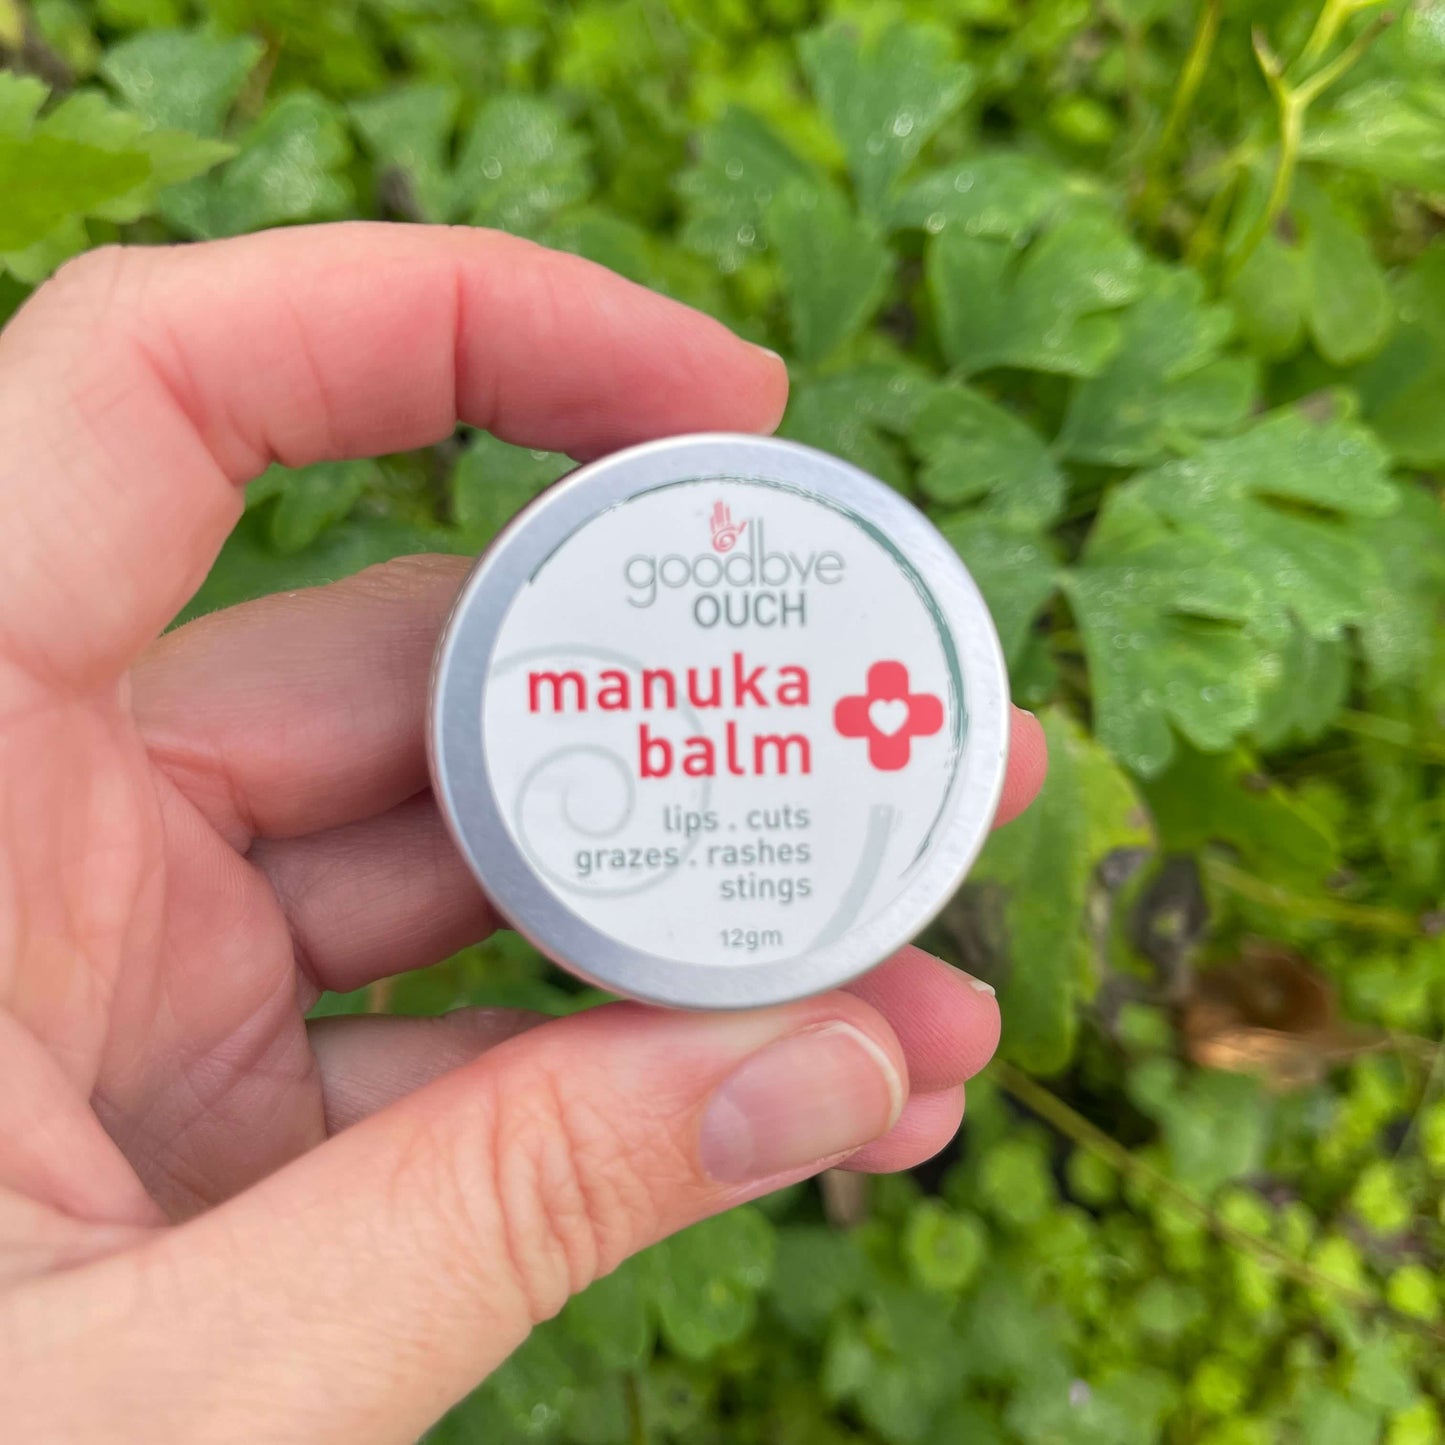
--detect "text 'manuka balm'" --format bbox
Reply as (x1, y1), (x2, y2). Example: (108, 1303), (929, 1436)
(429, 433), (1010, 1009)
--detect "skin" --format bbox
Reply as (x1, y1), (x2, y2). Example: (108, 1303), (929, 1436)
(0, 224), (1047, 1443)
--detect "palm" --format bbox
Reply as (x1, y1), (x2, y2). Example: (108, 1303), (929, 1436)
(8, 677), (318, 1222)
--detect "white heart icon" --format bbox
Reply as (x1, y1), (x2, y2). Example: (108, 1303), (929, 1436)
(868, 698), (909, 737)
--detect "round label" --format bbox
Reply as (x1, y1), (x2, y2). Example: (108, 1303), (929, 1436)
(480, 476), (968, 969)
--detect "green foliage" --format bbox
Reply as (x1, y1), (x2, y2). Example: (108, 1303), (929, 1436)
(8, 0), (1445, 1440)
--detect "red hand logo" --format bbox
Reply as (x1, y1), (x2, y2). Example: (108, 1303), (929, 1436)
(834, 662), (944, 770)
(709, 501), (746, 553)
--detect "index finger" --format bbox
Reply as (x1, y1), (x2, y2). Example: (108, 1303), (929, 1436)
(0, 223), (788, 690)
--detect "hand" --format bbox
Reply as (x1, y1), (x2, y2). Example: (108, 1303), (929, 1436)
(0, 224), (1046, 1442)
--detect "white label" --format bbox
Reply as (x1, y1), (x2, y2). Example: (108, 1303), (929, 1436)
(482, 477), (967, 966)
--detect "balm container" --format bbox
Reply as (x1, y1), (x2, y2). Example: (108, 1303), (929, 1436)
(429, 433), (1009, 1009)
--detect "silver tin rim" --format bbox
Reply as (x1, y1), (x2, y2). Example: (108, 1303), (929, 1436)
(428, 432), (1010, 1010)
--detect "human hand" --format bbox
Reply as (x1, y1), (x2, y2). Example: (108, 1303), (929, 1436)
(0, 224), (1046, 1442)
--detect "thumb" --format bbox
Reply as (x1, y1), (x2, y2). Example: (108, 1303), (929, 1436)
(31, 996), (905, 1443)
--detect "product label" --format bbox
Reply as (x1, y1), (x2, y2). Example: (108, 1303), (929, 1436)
(482, 477), (967, 966)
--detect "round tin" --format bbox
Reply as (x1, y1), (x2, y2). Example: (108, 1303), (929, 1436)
(429, 433), (1009, 1009)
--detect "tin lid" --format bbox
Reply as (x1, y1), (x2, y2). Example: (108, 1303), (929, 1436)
(428, 433), (1009, 1009)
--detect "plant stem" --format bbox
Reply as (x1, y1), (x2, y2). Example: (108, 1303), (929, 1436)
(1298, 0), (1384, 70)
(1204, 856), (1421, 936)
(1159, 0), (1222, 171)
(995, 1061), (1445, 1343)
(1136, 0), (1221, 234)
(624, 1371), (649, 1445)
(1226, 13), (1391, 282)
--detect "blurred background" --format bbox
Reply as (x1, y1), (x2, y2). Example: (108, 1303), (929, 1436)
(4, 0), (1445, 1441)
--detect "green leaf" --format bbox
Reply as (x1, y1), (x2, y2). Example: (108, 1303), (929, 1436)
(937, 514), (1058, 668)
(348, 82), (459, 222)
(1356, 481), (1445, 685)
(1355, 240), (1445, 467)
(1226, 235), (1306, 361)
(646, 1206), (775, 1361)
(1302, 78), (1445, 192)
(539, 208), (658, 287)
(451, 433), (571, 548)
(1140, 743), (1339, 887)
(779, 362), (937, 491)
(911, 384), (1063, 522)
(1128, 408), (1397, 644)
(181, 511), (459, 620)
(903, 1201), (986, 1293)
(252, 459), (376, 554)
(1059, 264), (1256, 467)
(455, 95), (591, 235)
(474, 1328), (573, 1441)
(891, 151), (1074, 240)
(1062, 490), (1264, 775)
(1252, 624), (1351, 750)
(929, 207), (1145, 376)
(101, 27), (263, 137)
(970, 708), (1151, 1071)
(1294, 1392), (1381, 1445)
(1132, 1066), (1271, 1198)
(0, 75), (230, 268)
(560, 1256), (652, 1370)
(1296, 179), (1393, 367)
(798, 21), (973, 215)
(767, 1225), (869, 1337)
(167, 91), (352, 238)
(768, 179), (889, 362)
(678, 105), (817, 273)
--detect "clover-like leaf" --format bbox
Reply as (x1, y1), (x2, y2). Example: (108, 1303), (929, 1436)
(891, 151), (1073, 240)
(1059, 264), (1255, 466)
(911, 384), (1064, 522)
(767, 178), (889, 362)
(767, 1225), (870, 1339)
(798, 21), (973, 215)
(349, 82), (459, 223)
(1355, 239), (1445, 467)
(454, 94), (591, 235)
(1128, 408), (1396, 644)
(929, 206), (1145, 376)
(168, 91), (353, 238)
(101, 27), (263, 137)
(452, 433), (571, 548)
(645, 1207), (775, 1362)
(678, 105), (817, 273)
(1060, 490), (1265, 775)
(903, 1201), (987, 1294)
(780, 362), (937, 492)
(560, 1255), (652, 1371)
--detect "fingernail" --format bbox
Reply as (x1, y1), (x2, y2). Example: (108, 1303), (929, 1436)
(699, 1023), (904, 1183)
(753, 343), (787, 368)
(967, 975), (996, 997)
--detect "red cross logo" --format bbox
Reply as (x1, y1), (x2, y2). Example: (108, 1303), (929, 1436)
(833, 662), (944, 771)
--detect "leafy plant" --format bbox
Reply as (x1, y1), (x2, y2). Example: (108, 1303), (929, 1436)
(5, 0), (1445, 1440)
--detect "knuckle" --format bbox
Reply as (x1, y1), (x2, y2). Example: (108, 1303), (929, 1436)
(36, 245), (139, 325)
(432, 1060), (673, 1325)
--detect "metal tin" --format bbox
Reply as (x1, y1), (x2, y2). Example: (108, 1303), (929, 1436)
(429, 433), (1009, 1010)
